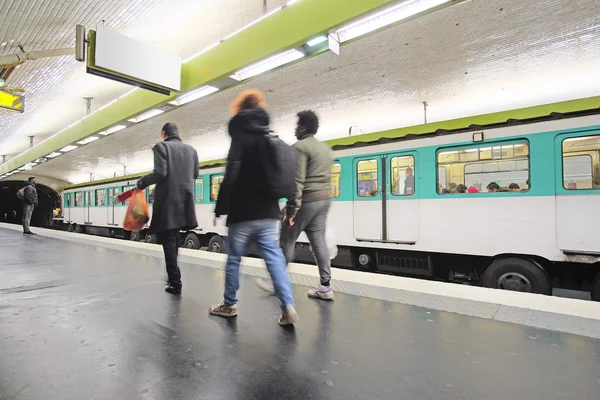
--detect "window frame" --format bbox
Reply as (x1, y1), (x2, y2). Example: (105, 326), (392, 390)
(389, 155), (416, 197)
(210, 174), (224, 203)
(95, 188), (106, 207)
(331, 161), (341, 199)
(195, 178), (204, 203)
(356, 158), (380, 198)
(560, 134), (600, 191)
(435, 139), (531, 195)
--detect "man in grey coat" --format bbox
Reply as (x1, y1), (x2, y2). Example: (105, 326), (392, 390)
(255, 110), (334, 300)
(137, 122), (199, 294)
(22, 177), (38, 236)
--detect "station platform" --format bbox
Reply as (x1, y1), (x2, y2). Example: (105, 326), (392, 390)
(1, 226), (600, 400)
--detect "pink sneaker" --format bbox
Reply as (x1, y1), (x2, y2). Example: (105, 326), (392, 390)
(307, 285), (334, 301)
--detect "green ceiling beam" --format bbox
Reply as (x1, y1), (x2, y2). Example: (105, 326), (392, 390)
(1, 0), (397, 175)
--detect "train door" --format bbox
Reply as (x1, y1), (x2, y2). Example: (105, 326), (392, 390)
(107, 187), (120, 226)
(386, 152), (419, 244)
(555, 132), (600, 253)
(352, 153), (420, 243)
(64, 193), (71, 222)
(84, 190), (91, 224)
(353, 157), (382, 241)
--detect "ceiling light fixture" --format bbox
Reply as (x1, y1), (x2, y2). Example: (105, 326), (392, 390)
(335, 0), (453, 43)
(46, 152), (62, 158)
(307, 36), (328, 46)
(128, 109), (164, 123)
(60, 145), (78, 153)
(77, 136), (100, 145)
(99, 125), (127, 136)
(223, 7), (282, 41)
(230, 49), (305, 81)
(169, 85), (220, 106)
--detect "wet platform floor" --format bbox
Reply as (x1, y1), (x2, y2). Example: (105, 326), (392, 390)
(0, 228), (599, 400)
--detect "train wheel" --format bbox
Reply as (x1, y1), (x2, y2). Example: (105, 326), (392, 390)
(145, 234), (157, 244)
(130, 231), (143, 242)
(183, 233), (201, 250)
(482, 257), (552, 295)
(67, 224), (74, 232)
(591, 273), (600, 302)
(74, 225), (84, 234)
(208, 235), (226, 254)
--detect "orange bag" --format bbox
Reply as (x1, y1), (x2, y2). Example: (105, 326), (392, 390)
(123, 189), (150, 231)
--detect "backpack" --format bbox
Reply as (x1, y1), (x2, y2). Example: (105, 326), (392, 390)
(262, 133), (296, 200)
(16, 186), (26, 201)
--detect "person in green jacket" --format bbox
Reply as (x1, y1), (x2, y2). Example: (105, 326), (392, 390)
(256, 110), (335, 300)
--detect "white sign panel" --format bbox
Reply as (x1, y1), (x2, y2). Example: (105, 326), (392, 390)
(95, 26), (181, 91)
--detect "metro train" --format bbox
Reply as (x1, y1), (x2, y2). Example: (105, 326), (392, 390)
(57, 112), (600, 301)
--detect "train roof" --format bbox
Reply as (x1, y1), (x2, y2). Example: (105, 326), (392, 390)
(62, 95), (600, 191)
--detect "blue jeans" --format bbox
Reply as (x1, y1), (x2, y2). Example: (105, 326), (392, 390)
(224, 219), (294, 310)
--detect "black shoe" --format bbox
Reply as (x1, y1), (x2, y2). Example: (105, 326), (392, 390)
(165, 284), (182, 294)
(23, 231), (34, 236)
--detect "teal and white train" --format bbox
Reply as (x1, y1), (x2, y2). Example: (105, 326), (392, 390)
(58, 110), (600, 300)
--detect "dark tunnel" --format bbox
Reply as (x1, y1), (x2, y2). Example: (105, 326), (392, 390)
(0, 180), (61, 229)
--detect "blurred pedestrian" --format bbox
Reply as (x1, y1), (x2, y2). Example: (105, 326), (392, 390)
(210, 89), (298, 326)
(255, 110), (335, 300)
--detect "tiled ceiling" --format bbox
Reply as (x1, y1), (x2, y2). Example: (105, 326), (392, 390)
(0, 0), (283, 159)
(11, 0), (600, 184)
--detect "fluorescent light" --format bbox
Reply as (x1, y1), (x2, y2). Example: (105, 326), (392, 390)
(77, 136), (100, 145)
(223, 7), (282, 41)
(307, 36), (327, 46)
(60, 145), (78, 152)
(230, 49), (305, 81)
(100, 125), (127, 135)
(18, 167), (26, 171)
(183, 41), (220, 63)
(47, 152), (61, 158)
(169, 86), (219, 106)
(128, 109), (164, 123)
(336, 0), (452, 43)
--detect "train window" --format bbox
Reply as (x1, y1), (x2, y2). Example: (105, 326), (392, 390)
(210, 175), (224, 202)
(108, 188), (114, 206)
(195, 178), (204, 203)
(357, 159), (378, 197)
(331, 162), (341, 198)
(95, 189), (106, 206)
(85, 191), (91, 207)
(437, 142), (529, 194)
(65, 193), (71, 208)
(75, 192), (83, 207)
(390, 156), (415, 196)
(147, 185), (156, 205)
(114, 187), (121, 205)
(562, 135), (600, 190)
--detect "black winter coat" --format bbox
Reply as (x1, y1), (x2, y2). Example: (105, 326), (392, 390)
(23, 182), (38, 206)
(214, 108), (280, 226)
(138, 136), (199, 233)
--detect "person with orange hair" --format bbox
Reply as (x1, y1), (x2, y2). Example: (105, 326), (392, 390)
(209, 89), (298, 326)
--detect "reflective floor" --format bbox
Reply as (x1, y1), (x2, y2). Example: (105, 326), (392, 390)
(1, 229), (599, 400)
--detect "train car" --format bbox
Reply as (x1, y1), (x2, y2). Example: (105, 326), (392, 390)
(59, 112), (600, 300)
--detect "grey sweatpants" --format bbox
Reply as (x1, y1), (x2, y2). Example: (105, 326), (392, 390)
(23, 205), (33, 233)
(280, 199), (331, 285)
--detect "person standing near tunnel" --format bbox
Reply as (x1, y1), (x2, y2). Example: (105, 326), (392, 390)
(22, 177), (38, 236)
(136, 122), (199, 295)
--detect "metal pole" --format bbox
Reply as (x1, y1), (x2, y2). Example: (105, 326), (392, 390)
(0, 48), (75, 66)
(28, 135), (34, 148)
(422, 101), (428, 124)
(263, 0), (268, 14)
(1, 155), (5, 163)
